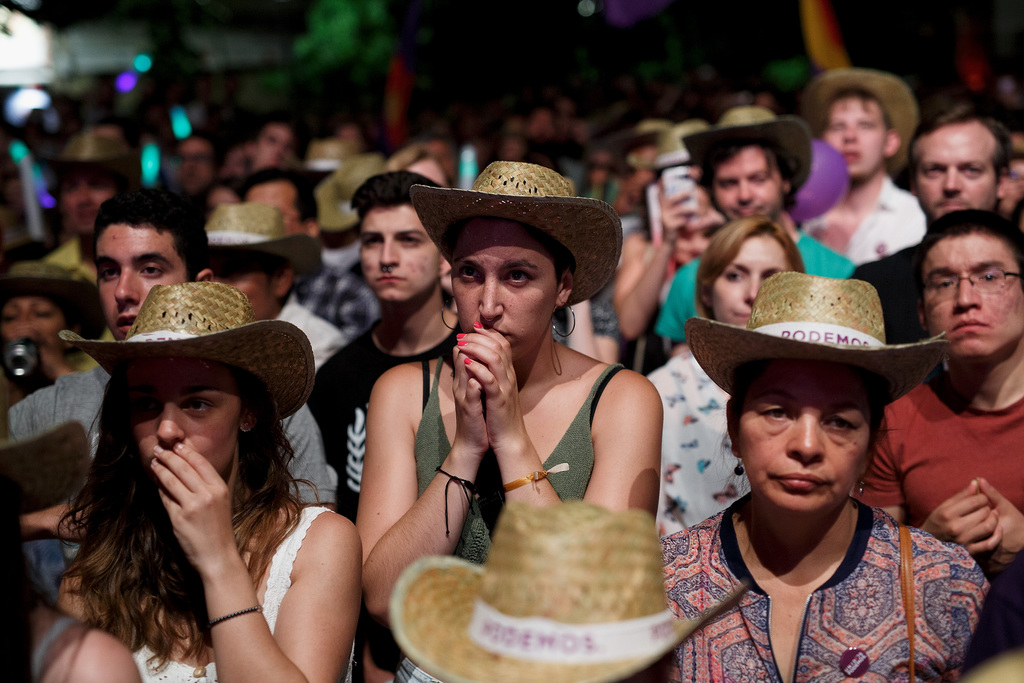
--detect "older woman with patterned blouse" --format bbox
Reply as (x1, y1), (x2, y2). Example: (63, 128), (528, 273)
(663, 272), (987, 682)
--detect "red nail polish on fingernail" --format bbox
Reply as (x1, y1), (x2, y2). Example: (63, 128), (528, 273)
(464, 358), (472, 365)
(473, 322), (482, 329)
(456, 333), (466, 339)
(457, 340), (467, 346)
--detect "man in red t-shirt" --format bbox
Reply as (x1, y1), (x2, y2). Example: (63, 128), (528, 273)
(862, 209), (1024, 576)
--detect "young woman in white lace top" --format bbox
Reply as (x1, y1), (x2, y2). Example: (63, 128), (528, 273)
(57, 282), (360, 683)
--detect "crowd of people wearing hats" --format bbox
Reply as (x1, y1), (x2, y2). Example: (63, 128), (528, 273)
(5, 64), (1024, 683)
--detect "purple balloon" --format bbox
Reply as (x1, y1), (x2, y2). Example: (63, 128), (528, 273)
(789, 139), (850, 223)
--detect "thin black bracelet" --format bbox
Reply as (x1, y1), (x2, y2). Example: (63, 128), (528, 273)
(208, 604), (262, 628)
(435, 466), (476, 536)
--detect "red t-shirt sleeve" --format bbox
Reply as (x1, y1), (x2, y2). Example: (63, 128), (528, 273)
(860, 404), (906, 509)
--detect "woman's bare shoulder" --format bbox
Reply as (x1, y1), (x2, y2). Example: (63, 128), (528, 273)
(36, 612), (141, 683)
(297, 508), (362, 566)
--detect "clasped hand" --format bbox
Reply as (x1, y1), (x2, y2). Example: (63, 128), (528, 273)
(922, 477), (1024, 574)
(450, 326), (528, 463)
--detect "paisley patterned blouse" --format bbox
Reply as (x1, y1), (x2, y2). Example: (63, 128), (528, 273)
(662, 498), (988, 682)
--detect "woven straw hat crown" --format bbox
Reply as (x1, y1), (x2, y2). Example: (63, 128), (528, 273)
(205, 202), (322, 276)
(62, 282), (315, 417)
(654, 119), (710, 168)
(747, 272), (886, 342)
(60, 132), (131, 162)
(685, 272), (947, 402)
(207, 202), (286, 241)
(47, 132), (141, 189)
(126, 280), (255, 339)
(411, 160), (622, 305)
(315, 152), (388, 231)
(477, 503), (668, 624)
(469, 160), (576, 198)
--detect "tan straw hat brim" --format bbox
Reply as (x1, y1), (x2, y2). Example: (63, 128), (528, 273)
(0, 275), (105, 339)
(685, 317), (947, 403)
(60, 320), (314, 418)
(802, 68), (919, 174)
(0, 421), (89, 514)
(46, 154), (141, 191)
(390, 557), (723, 683)
(684, 116), (813, 189)
(409, 186), (622, 305)
(209, 234), (323, 276)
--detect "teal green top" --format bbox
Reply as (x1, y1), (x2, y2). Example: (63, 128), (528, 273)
(655, 233), (855, 342)
(414, 360), (621, 564)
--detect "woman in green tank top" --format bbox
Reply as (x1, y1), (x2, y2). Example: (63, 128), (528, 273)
(357, 162), (664, 641)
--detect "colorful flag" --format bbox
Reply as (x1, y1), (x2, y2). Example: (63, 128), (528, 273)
(800, 0), (851, 71)
(382, 0), (422, 153)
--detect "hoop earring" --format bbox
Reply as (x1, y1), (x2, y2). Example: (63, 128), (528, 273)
(441, 305), (458, 331)
(552, 305), (575, 338)
(733, 461), (745, 476)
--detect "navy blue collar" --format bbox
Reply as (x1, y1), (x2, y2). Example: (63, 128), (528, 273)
(721, 494), (873, 595)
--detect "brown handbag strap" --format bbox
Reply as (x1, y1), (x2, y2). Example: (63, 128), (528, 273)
(899, 523), (916, 682)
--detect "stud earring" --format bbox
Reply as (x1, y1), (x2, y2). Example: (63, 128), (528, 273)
(733, 461), (745, 476)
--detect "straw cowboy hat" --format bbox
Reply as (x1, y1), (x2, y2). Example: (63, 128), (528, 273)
(410, 160), (622, 305)
(0, 421), (89, 514)
(686, 272), (947, 402)
(45, 132), (141, 190)
(61, 282), (314, 417)
(801, 67), (919, 174)
(0, 261), (105, 339)
(315, 152), (388, 232)
(390, 501), (744, 683)
(205, 202), (322, 276)
(653, 119), (710, 170)
(683, 106), (813, 189)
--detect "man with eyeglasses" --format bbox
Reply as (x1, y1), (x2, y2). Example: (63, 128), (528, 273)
(861, 209), (1024, 577)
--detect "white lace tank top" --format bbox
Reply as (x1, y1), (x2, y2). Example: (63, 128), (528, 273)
(133, 506), (350, 682)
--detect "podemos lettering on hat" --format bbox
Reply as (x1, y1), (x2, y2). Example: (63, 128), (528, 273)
(757, 322), (882, 347)
(468, 599), (679, 664)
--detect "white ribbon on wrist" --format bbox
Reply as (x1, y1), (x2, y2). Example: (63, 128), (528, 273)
(467, 599), (678, 664)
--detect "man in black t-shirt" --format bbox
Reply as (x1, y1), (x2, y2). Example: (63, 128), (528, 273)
(308, 171), (456, 523)
(308, 171), (457, 682)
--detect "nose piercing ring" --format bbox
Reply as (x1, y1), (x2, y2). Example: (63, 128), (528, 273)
(382, 265), (394, 273)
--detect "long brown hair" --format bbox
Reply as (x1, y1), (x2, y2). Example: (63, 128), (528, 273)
(62, 363), (302, 666)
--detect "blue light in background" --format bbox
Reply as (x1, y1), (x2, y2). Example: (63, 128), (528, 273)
(169, 105), (192, 140)
(141, 143), (161, 188)
(133, 53), (153, 73)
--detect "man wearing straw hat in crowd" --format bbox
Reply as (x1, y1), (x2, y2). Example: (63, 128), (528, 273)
(654, 106), (855, 344)
(13, 189), (336, 544)
(801, 67), (926, 265)
(862, 209), (1024, 578)
(42, 132), (140, 283)
(245, 158), (385, 343)
(205, 202), (345, 369)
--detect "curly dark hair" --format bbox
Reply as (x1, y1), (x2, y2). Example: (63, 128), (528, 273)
(94, 189), (210, 281)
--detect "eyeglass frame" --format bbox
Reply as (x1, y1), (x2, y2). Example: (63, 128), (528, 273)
(922, 267), (1023, 300)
